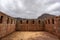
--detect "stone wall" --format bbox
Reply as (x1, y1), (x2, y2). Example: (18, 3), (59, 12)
(0, 12), (16, 38)
(16, 19), (44, 31)
(44, 16), (60, 38)
(0, 11), (60, 39)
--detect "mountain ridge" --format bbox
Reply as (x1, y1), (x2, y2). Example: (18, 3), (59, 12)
(16, 13), (56, 20)
(38, 13), (56, 19)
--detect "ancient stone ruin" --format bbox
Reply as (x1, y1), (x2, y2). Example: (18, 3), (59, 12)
(0, 11), (60, 40)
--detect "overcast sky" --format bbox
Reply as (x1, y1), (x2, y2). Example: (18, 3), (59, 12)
(0, 0), (60, 19)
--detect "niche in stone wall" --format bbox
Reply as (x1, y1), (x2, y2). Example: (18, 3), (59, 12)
(0, 16), (3, 23)
(38, 20), (40, 24)
(7, 18), (9, 24)
(48, 19), (50, 24)
(26, 20), (28, 24)
(52, 19), (54, 24)
(45, 20), (47, 24)
(32, 20), (34, 24)
(20, 20), (22, 24)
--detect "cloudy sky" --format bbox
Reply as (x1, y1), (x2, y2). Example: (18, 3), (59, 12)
(0, 0), (60, 19)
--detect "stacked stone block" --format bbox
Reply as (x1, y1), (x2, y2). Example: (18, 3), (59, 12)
(0, 12), (16, 38)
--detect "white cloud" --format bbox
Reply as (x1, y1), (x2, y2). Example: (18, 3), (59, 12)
(46, 2), (60, 12)
(0, 0), (60, 19)
(15, 0), (26, 10)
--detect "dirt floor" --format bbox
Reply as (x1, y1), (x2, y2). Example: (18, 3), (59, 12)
(1, 31), (59, 40)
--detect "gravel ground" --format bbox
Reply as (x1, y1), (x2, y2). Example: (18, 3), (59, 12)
(1, 31), (59, 40)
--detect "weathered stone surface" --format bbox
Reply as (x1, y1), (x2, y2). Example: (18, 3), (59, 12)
(16, 19), (44, 31)
(1, 32), (59, 40)
(0, 11), (60, 39)
(0, 12), (16, 38)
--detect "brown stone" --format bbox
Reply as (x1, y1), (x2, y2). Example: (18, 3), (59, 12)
(0, 11), (60, 39)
